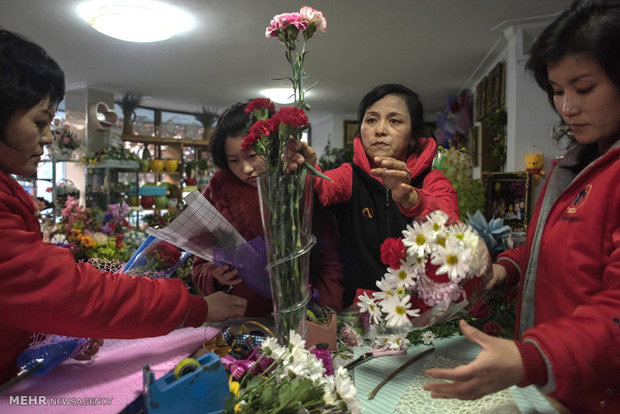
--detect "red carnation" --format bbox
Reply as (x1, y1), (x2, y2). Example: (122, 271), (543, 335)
(274, 106), (309, 127)
(241, 132), (260, 152)
(380, 237), (406, 269)
(245, 98), (276, 114)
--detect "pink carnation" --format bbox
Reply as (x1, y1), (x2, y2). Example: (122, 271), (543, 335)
(273, 106), (308, 128)
(300, 6), (327, 32)
(265, 12), (309, 37)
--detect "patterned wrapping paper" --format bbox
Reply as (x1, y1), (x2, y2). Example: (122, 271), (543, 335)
(0, 327), (220, 413)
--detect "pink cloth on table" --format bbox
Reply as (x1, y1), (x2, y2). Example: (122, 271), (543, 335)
(0, 327), (220, 413)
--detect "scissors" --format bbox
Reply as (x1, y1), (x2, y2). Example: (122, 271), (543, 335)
(343, 345), (407, 370)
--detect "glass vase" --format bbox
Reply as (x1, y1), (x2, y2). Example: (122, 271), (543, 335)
(257, 172), (315, 344)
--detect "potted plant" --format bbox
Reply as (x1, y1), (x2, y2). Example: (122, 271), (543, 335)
(117, 92), (143, 136)
(194, 106), (219, 143)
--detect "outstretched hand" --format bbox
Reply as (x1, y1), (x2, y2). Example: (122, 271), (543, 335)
(284, 138), (317, 174)
(370, 156), (419, 208)
(424, 320), (524, 400)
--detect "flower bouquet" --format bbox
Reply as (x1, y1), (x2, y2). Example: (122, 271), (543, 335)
(122, 235), (189, 278)
(46, 197), (131, 262)
(51, 120), (82, 160)
(227, 331), (360, 414)
(356, 210), (492, 344)
(242, 6), (328, 344)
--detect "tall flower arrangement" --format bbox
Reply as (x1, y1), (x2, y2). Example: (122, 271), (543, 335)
(357, 210), (492, 347)
(242, 7), (327, 344)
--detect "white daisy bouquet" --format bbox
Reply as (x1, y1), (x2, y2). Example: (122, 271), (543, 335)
(357, 210), (492, 335)
(227, 331), (360, 414)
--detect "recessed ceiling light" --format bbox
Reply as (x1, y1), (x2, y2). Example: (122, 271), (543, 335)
(260, 88), (311, 105)
(77, 1), (194, 43)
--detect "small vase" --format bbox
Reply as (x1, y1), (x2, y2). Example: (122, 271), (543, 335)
(150, 159), (164, 173)
(257, 172), (315, 345)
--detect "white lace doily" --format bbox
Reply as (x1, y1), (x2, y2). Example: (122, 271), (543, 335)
(395, 355), (519, 414)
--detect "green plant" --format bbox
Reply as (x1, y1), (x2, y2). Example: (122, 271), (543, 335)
(483, 108), (507, 163)
(434, 147), (485, 221)
(194, 106), (219, 129)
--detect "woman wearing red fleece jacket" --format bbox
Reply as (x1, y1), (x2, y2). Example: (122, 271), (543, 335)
(192, 102), (345, 315)
(424, 1), (620, 412)
(0, 29), (246, 383)
(297, 84), (459, 307)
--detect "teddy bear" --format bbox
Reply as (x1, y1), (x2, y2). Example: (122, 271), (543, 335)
(525, 152), (546, 180)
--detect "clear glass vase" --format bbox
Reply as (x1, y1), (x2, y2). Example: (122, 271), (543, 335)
(257, 172), (315, 344)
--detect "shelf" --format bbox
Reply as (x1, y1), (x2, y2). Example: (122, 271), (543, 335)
(122, 135), (210, 147)
(88, 159), (139, 169)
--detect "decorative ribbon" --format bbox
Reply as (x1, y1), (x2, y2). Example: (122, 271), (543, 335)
(221, 348), (272, 380)
(208, 321), (276, 379)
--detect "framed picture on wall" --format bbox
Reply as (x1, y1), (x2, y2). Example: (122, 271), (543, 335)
(485, 61), (506, 113)
(343, 120), (357, 146)
(482, 171), (533, 231)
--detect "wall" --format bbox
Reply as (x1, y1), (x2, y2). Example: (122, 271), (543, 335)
(309, 111), (357, 160)
(465, 21), (565, 202)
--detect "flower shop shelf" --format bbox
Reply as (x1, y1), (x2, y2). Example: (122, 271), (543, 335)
(85, 160), (140, 217)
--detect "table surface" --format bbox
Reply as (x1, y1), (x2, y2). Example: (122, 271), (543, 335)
(0, 327), (558, 414)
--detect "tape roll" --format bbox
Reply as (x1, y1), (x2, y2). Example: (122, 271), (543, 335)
(173, 358), (201, 379)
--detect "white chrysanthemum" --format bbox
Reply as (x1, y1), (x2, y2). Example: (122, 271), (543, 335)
(374, 277), (397, 301)
(288, 330), (306, 350)
(402, 221), (431, 258)
(92, 232), (109, 247)
(381, 295), (420, 327)
(431, 236), (473, 281)
(261, 337), (288, 360)
(334, 367), (361, 414)
(385, 261), (417, 289)
(51, 234), (67, 244)
(385, 333), (410, 349)
(426, 210), (449, 231)
(357, 293), (383, 325)
(421, 330), (435, 345)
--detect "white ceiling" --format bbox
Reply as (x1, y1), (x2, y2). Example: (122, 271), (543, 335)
(0, 0), (573, 118)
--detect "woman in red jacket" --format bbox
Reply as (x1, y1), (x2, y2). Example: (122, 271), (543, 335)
(425, 1), (620, 412)
(192, 101), (345, 315)
(0, 29), (247, 383)
(290, 84), (459, 307)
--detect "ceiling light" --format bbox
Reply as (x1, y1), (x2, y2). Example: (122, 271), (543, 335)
(77, 1), (194, 43)
(259, 88), (311, 105)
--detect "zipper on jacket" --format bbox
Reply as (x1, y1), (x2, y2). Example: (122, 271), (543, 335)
(385, 187), (391, 235)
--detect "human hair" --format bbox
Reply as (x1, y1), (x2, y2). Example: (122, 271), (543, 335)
(357, 83), (424, 141)
(210, 102), (250, 170)
(526, 0), (620, 107)
(0, 29), (65, 140)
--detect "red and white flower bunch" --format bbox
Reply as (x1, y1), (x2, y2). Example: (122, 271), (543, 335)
(52, 119), (81, 150)
(357, 210), (492, 332)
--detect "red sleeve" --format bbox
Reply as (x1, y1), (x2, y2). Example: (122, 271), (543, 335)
(0, 210), (207, 339)
(398, 169), (459, 221)
(496, 245), (529, 286)
(313, 163), (353, 206)
(0, 177), (207, 339)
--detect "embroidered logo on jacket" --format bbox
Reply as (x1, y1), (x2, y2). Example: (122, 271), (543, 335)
(566, 184), (591, 214)
(361, 207), (374, 219)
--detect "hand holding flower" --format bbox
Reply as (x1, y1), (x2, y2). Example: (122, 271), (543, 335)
(423, 319), (524, 400)
(486, 263), (508, 289)
(204, 262), (241, 287)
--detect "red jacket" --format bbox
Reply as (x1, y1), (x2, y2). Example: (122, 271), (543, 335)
(497, 142), (620, 413)
(192, 169), (345, 315)
(312, 137), (459, 306)
(0, 171), (207, 382)
(313, 137), (459, 221)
